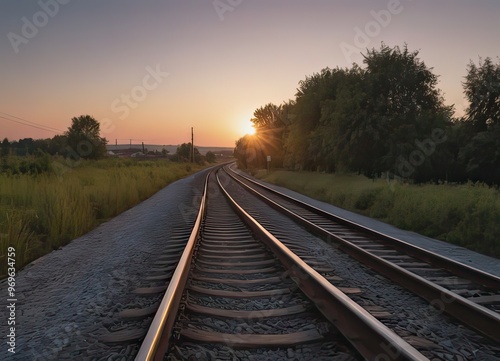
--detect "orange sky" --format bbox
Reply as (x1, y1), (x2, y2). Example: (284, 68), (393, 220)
(1, 1), (499, 147)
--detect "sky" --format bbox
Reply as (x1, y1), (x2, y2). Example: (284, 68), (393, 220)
(0, 0), (499, 147)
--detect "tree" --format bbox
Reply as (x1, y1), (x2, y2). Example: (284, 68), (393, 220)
(1, 138), (10, 157)
(251, 103), (281, 129)
(33, 138), (50, 154)
(48, 135), (68, 156)
(463, 57), (500, 131)
(309, 65), (366, 172)
(244, 43), (463, 182)
(250, 102), (289, 168)
(458, 125), (500, 184)
(234, 135), (260, 169)
(175, 143), (203, 163)
(65, 115), (107, 159)
(205, 151), (217, 163)
(459, 57), (500, 183)
(360, 44), (452, 178)
(285, 68), (342, 170)
(13, 138), (36, 156)
(282, 44), (452, 178)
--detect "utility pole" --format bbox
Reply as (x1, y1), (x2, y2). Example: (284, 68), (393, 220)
(191, 127), (194, 163)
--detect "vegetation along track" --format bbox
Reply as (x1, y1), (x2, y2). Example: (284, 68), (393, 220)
(223, 164), (500, 343)
(131, 167), (430, 360)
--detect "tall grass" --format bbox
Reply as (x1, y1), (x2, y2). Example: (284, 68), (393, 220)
(258, 170), (500, 258)
(0, 158), (206, 276)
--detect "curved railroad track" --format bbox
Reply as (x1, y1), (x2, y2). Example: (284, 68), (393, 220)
(222, 164), (500, 343)
(98, 165), (499, 360)
(131, 168), (432, 360)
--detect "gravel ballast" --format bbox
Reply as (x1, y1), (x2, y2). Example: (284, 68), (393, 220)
(0, 168), (210, 360)
(2, 164), (498, 360)
(231, 166), (500, 277)
(220, 170), (500, 360)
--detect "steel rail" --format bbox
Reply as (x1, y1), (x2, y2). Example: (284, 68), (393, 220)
(216, 170), (428, 361)
(226, 164), (500, 290)
(223, 166), (500, 342)
(135, 171), (210, 361)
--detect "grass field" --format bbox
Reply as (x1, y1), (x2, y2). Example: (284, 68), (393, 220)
(0, 158), (207, 276)
(256, 170), (500, 258)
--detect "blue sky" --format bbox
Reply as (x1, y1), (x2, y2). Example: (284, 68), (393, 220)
(1, 0), (499, 146)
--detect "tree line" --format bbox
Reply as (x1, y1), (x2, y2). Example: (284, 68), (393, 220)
(234, 44), (500, 184)
(1, 115), (216, 175)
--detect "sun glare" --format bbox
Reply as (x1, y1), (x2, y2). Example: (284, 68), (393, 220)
(243, 121), (256, 136)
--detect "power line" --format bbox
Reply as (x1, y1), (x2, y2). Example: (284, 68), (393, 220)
(0, 115), (62, 134)
(0, 111), (64, 134)
(0, 112), (177, 144)
(0, 112), (64, 132)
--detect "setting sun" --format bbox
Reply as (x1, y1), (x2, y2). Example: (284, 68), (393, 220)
(243, 120), (256, 136)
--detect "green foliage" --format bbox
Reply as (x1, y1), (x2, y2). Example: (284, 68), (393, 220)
(1, 153), (52, 175)
(175, 143), (204, 164)
(354, 188), (382, 210)
(258, 170), (500, 257)
(2, 116), (109, 161)
(463, 57), (500, 131)
(0, 158), (207, 276)
(235, 101), (292, 170)
(47, 134), (68, 156)
(236, 43), (459, 181)
(234, 135), (257, 169)
(0, 211), (37, 271)
(458, 57), (500, 184)
(1, 138), (9, 157)
(65, 115), (107, 160)
(458, 125), (500, 183)
(310, 66), (366, 172)
(205, 151), (217, 163)
(235, 44), (500, 185)
(285, 68), (343, 169)
(361, 44), (453, 177)
(251, 103), (281, 128)
(4, 138), (47, 156)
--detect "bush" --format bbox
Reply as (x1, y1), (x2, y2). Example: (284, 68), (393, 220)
(0, 158), (208, 277)
(355, 189), (381, 210)
(258, 170), (500, 257)
(0, 153), (52, 175)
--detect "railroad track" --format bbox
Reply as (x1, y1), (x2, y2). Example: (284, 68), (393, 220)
(131, 168), (429, 360)
(99, 165), (499, 360)
(222, 164), (500, 343)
